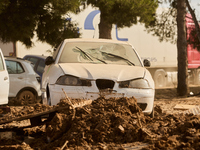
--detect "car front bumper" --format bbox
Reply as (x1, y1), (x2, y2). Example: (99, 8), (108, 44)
(44, 84), (155, 114)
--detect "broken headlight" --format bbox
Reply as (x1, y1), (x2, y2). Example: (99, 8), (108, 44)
(56, 75), (92, 86)
(119, 78), (150, 89)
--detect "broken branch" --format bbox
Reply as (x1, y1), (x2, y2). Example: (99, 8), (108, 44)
(60, 140), (68, 150)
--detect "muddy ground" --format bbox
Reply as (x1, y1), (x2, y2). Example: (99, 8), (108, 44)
(0, 87), (200, 150)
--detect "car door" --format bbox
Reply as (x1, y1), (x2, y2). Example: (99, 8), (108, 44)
(5, 60), (26, 97)
(0, 50), (9, 105)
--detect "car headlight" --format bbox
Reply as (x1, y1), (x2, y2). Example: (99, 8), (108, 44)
(119, 78), (150, 89)
(56, 75), (92, 86)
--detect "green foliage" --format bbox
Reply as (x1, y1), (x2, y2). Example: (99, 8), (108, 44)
(37, 18), (80, 48)
(188, 28), (200, 51)
(85, 0), (158, 28)
(148, 0), (200, 49)
(0, 0), (81, 48)
(0, 0), (9, 14)
(147, 7), (177, 44)
(146, 1), (177, 44)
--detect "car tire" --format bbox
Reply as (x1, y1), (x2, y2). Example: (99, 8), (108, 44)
(18, 90), (36, 105)
(154, 69), (166, 88)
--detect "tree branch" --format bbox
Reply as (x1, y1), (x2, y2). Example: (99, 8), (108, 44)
(186, 0), (200, 44)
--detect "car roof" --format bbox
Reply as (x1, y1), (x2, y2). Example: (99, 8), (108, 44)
(5, 56), (25, 61)
(5, 56), (31, 63)
(63, 38), (130, 45)
(23, 55), (48, 60)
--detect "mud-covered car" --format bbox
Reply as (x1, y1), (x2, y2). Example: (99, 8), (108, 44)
(41, 39), (155, 116)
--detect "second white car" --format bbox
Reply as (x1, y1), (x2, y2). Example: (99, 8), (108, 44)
(5, 57), (42, 104)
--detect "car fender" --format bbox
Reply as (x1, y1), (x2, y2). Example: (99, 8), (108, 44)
(144, 69), (155, 89)
(42, 64), (64, 90)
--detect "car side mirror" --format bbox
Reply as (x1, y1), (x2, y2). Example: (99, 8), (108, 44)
(45, 56), (55, 65)
(143, 59), (151, 67)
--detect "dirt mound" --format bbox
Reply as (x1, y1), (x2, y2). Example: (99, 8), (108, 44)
(1, 94), (200, 149)
(43, 97), (148, 149)
(143, 113), (200, 149)
(0, 97), (149, 149)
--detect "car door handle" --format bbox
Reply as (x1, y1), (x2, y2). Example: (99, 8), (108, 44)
(18, 77), (23, 79)
(4, 76), (8, 80)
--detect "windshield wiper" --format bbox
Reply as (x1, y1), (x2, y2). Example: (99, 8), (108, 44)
(93, 57), (107, 64)
(75, 47), (107, 64)
(101, 51), (135, 66)
(75, 46), (93, 61)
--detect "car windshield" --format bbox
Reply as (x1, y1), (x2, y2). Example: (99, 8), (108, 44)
(58, 42), (142, 66)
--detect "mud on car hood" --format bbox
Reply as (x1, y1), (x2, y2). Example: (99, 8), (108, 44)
(59, 63), (145, 81)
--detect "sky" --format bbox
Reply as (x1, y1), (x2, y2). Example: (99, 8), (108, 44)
(188, 0), (200, 19)
(160, 0), (200, 20)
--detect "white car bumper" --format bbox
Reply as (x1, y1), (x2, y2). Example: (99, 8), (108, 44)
(44, 84), (154, 114)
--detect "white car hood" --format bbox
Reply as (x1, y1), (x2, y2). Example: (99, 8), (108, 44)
(59, 63), (145, 81)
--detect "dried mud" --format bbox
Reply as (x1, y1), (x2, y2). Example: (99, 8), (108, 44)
(0, 87), (200, 150)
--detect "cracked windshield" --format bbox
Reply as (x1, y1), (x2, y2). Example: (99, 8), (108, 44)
(59, 42), (142, 66)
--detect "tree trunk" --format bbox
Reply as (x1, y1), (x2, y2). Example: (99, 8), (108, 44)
(98, 13), (112, 39)
(186, 0), (200, 44)
(13, 41), (17, 57)
(177, 0), (189, 96)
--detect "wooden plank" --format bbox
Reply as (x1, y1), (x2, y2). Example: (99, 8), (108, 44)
(0, 107), (60, 125)
(0, 99), (92, 125)
(174, 104), (197, 110)
(0, 131), (13, 139)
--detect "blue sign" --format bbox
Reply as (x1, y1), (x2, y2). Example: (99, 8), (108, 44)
(84, 10), (100, 30)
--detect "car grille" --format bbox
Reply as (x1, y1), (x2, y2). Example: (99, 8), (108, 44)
(96, 79), (115, 90)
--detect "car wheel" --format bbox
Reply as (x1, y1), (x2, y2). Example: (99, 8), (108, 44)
(154, 69), (166, 88)
(18, 90), (36, 105)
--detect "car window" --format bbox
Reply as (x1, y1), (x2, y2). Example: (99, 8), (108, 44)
(27, 57), (38, 67)
(5, 60), (25, 74)
(0, 54), (4, 71)
(36, 60), (45, 74)
(59, 42), (142, 66)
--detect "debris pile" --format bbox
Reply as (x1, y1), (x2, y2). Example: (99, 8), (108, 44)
(1, 95), (200, 149)
(143, 113), (200, 149)
(44, 97), (149, 149)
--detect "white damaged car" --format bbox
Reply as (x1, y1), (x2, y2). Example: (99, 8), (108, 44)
(41, 39), (155, 117)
